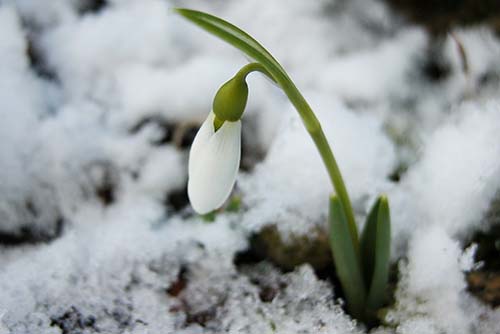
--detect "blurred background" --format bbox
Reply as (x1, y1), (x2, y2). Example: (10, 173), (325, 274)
(2, 0), (500, 243)
(0, 1), (500, 333)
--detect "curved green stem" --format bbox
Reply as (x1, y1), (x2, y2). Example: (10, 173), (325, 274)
(237, 63), (359, 249)
(235, 62), (276, 82)
(174, 8), (359, 250)
(275, 72), (359, 249)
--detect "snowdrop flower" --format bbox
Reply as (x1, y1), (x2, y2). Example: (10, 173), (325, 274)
(188, 75), (248, 214)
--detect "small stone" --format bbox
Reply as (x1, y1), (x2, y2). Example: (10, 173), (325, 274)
(249, 224), (332, 272)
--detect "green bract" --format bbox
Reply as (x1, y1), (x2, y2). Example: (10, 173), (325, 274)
(176, 7), (392, 324)
(213, 76), (248, 123)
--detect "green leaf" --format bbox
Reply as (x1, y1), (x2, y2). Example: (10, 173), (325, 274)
(361, 196), (391, 318)
(225, 195), (242, 212)
(201, 211), (216, 222)
(173, 8), (287, 83)
(328, 195), (366, 321)
(360, 197), (381, 288)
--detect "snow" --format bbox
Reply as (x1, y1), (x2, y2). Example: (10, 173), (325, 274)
(390, 101), (500, 255)
(114, 57), (238, 125)
(0, 6), (60, 238)
(387, 227), (483, 334)
(0, 0), (499, 333)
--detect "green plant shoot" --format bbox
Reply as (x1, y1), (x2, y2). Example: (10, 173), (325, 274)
(175, 7), (392, 323)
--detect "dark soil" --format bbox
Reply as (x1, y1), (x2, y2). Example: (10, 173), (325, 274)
(239, 224), (333, 272)
(0, 217), (64, 246)
(382, 0), (500, 36)
(466, 195), (500, 308)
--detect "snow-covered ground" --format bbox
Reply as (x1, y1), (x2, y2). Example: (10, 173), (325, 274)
(0, 0), (499, 333)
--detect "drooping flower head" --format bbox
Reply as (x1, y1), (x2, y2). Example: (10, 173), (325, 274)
(187, 73), (248, 214)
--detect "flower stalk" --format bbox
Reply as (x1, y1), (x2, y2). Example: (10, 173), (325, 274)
(173, 8), (359, 249)
(280, 79), (359, 249)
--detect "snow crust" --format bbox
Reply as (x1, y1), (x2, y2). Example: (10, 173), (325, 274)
(390, 101), (500, 255)
(387, 227), (489, 334)
(0, 0), (499, 333)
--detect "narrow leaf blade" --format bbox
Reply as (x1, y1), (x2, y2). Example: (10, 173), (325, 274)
(365, 196), (391, 317)
(173, 8), (285, 79)
(360, 197), (382, 288)
(328, 195), (366, 320)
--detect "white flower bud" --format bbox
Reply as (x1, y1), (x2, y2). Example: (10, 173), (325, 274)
(188, 111), (241, 214)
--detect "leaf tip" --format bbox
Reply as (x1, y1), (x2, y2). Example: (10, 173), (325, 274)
(329, 194), (340, 202)
(378, 194), (389, 207)
(171, 7), (195, 18)
(329, 194), (341, 208)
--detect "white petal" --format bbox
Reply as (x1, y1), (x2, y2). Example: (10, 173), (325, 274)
(188, 111), (215, 177)
(188, 119), (241, 214)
